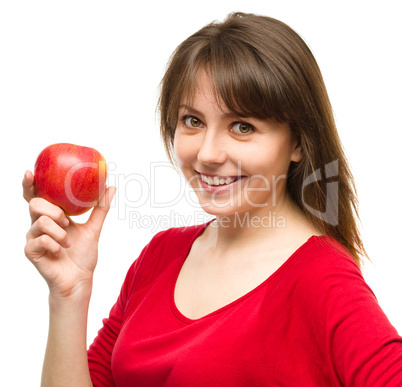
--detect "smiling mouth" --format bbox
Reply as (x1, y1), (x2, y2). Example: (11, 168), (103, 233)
(197, 172), (243, 186)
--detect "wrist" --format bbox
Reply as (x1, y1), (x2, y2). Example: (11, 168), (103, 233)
(48, 281), (93, 308)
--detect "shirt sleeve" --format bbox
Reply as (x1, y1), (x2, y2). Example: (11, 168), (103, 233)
(87, 258), (138, 387)
(303, 244), (402, 386)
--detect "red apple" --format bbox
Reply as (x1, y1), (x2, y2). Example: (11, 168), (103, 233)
(34, 143), (107, 216)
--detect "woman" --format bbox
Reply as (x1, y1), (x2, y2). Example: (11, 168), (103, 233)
(23, 12), (402, 386)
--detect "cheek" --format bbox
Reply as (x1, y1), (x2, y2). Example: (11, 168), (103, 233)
(173, 133), (195, 168)
(173, 132), (185, 160)
(240, 143), (293, 179)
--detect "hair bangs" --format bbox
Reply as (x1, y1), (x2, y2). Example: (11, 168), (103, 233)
(207, 36), (289, 123)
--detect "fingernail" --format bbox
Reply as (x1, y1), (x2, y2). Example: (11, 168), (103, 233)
(64, 240), (71, 248)
(62, 218), (69, 227)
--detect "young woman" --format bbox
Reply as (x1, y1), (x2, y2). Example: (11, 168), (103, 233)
(23, 12), (402, 386)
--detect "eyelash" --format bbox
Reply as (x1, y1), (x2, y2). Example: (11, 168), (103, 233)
(179, 115), (255, 135)
(180, 115), (203, 128)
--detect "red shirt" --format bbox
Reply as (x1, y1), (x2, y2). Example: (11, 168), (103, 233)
(88, 223), (402, 386)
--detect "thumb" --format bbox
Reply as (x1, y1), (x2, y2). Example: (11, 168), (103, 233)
(86, 186), (116, 236)
(22, 170), (37, 203)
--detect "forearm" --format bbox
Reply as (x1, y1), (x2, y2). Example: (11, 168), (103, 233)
(41, 289), (93, 387)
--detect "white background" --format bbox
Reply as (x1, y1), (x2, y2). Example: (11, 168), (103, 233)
(1, 0), (401, 384)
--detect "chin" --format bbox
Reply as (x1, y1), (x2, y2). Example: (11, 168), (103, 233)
(198, 202), (242, 218)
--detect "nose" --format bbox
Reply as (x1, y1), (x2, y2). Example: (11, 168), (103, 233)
(197, 129), (227, 165)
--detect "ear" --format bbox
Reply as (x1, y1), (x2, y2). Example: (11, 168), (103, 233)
(290, 137), (303, 163)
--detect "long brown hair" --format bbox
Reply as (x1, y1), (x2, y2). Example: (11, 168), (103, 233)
(158, 12), (367, 266)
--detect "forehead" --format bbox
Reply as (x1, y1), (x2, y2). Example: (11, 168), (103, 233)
(180, 70), (238, 116)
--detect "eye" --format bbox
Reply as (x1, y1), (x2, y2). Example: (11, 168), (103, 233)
(183, 115), (202, 128)
(232, 122), (254, 135)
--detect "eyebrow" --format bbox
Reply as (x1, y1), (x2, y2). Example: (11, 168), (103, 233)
(178, 104), (243, 120)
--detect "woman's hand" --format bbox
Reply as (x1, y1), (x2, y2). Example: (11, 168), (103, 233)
(23, 170), (115, 299)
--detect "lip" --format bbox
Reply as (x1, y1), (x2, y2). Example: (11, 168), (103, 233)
(196, 171), (245, 194)
(196, 171), (241, 180)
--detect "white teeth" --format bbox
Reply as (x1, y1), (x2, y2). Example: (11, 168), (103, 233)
(200, 174), (237, 186)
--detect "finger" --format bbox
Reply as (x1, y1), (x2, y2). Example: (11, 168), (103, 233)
(22, 170), (36, 203)
(27, 215), (70, 248)
(29, 197), (70, 227)
(87, 186), (116, 236)
(25, 234), (62, 262)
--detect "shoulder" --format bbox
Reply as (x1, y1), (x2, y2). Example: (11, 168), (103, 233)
(124, 221), (211, 290)
(279, 235), (376, 312)
(143, 221), (211, 258)
(151, 222), (209, 246)
(313, 235), (369, 281)
(292, 235), (364, 280)
(286, 235), (380, 319)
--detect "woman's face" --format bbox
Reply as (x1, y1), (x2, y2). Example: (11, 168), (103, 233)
(173, 71), (302, 219)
